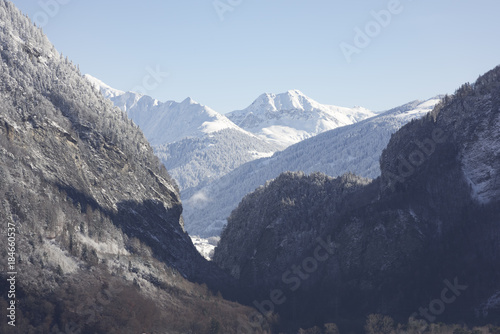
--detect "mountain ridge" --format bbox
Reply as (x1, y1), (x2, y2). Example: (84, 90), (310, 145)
(85, 74), (248, 145)
(85, 74), (280, 191)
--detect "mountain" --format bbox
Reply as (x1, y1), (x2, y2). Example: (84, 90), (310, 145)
(153, 128), (277, 191)
(86, 78), (382, 196)
(84, 74), (245, 145)
(85, 74), (279, 191)
(213, 66), (500, 332)
(183, 97), (441, 237)
(226, 89), (377, 148)
(0, 2), (262, 332)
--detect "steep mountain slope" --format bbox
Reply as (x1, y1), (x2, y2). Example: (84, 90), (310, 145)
(85, 74), (278, 191)
(227, 89), (376, 148)
(154, 128), (276, 191)
(0, 2), (263, 333)
(183, 98), (440, 237)
(214, 66), (500, 332)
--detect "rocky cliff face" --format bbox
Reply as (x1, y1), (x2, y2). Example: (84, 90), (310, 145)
(214, 66), (500, 331)
(0, 2), (259, 333)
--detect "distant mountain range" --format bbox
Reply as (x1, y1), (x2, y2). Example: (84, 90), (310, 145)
(85, 74), (247, 145)
(85, 74), (442, 238)
(182, 97), (441, 237)
(85, 74), (278, 191)
(85, 74), (381, 199)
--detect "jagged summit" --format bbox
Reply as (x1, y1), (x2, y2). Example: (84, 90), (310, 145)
(132, 98), (245, 145)
(238, 89), (372, 115)
(84, 75), (247, 145)
(249, 89), (319, 112)
(180, 96), (196, 105)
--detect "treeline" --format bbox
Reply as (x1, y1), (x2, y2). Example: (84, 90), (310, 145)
(295, 314), (500, 334)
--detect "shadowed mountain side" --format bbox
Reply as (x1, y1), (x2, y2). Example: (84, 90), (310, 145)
(214, 67), (500, 332)
(55, 182), (237, 293)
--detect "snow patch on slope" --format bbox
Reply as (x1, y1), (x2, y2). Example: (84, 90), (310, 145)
(190, 236), (219, 260)
(461, 108), (500, 204)
(476, 291), (500, 317)
(40, 240), (79, 274)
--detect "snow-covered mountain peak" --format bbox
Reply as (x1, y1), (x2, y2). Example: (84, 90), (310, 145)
(249, 89), (319, 113)
(127, 97), (248, 145)
(181, 96), (197, 105)
(83, 75), (280, 191)
(227, 90), (377, 148)
(84, 74), (253, 145)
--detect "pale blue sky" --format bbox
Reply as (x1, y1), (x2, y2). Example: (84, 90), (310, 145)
(9, 0), (500, 113)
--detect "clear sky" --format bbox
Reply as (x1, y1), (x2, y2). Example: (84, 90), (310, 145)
(8, 0), (500, 113)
